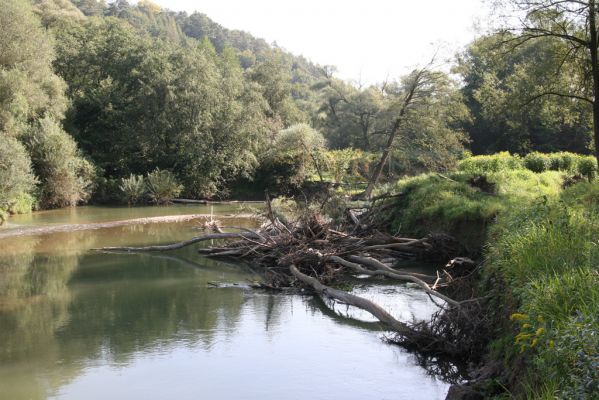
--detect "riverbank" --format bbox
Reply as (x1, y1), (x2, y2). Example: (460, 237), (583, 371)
(378, 161), (598, 398)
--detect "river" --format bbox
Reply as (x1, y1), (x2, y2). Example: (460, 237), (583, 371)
(0, 205), (450, 400)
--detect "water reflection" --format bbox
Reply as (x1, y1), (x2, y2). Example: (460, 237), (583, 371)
(0, 208), (449, 400)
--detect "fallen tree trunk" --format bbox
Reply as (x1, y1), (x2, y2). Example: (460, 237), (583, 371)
(94, 232), (261, 252)
(289, 264), (413, 333)
(95, 203), (475, 357)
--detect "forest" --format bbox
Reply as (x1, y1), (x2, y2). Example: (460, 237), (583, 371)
(1, 0), (598, 399)
(2, 0), (597, 215)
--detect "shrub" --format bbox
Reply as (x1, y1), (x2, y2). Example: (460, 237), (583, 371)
(146, 168), (183, 204)
(547, 152), (576, 172)
(576, 156), (597, 181)
(458, 152), (522, 173)
(273, 124), (327, 183)
(523, 152), (549, 173)
(119, 174), (146, 205)
(24, 117), (95, 208)
(0, 135), (37, 218)
(8, 192), (35, 214)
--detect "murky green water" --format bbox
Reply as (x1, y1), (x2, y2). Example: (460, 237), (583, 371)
(0, 206), (450, 400)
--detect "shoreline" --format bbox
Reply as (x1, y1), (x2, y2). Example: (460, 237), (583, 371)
(0, 213), (258, 239)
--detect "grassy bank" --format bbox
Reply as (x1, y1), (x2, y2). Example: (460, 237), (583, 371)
(381, 153), (598, 398)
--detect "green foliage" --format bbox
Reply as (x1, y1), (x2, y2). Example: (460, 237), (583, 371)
(458, 152), (523, 173)
(384, 168), (564, 254)
(0, 0), (68, 137)
(8, 193), (36, 214)
(0, 135), (37, 216)
(458, 151), (597, 178)
(383, 162), (598, 397)
(119, 174), (146, 205)
(456, 34), (592, 155)
(576, 157), (597, 181)
(325, 149), (357, 184)
(317, 70), (469, 175)
(486, 181), (599, 398)
(271, 123), (327, 185)
(24, 117), (95, 208)
(523, 152), (549, 173)
(146, 169), (182, 204)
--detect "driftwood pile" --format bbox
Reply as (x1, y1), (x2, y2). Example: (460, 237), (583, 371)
(98, 196), (481, 357)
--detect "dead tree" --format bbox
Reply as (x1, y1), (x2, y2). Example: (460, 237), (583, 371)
(97, 200), (479, 355)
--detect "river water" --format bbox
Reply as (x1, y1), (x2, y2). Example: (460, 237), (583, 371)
(0, 205), (450, 400)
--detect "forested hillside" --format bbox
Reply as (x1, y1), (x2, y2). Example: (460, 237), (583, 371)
(0, 0), (595, 216)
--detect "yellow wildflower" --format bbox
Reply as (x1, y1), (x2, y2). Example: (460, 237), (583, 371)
(536, 328), (545, 336)
(510, 313), (528, 321)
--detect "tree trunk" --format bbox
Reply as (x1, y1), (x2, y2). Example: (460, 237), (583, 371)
(361, 70), (425, 199)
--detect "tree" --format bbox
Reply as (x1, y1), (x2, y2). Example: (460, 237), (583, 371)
(25, 116), (95, 208)
(316, 78), (385, 150)
(362, 67), (466, 198)
(455, 33), (592, 154)
(0, 136), (37, 220)
(273, 123), (327, 183)
(496, 0), (599, 163)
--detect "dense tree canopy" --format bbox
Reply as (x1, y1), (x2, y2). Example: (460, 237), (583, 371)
(0, 0), (596, 211)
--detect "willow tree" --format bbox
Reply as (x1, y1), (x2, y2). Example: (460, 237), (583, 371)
(496, 0), (599, 164)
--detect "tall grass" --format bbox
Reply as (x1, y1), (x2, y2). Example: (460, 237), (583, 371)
(458, 151), (596, 179)
(384, 155), (598, 397)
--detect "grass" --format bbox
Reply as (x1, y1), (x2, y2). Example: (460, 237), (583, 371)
(382, 153), (598, 398)
(381, 169), (564, 254)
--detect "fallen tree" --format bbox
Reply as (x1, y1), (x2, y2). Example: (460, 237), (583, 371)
(97, 196), (480, 358)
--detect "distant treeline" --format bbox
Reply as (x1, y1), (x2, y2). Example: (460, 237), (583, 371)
(0, 0), (595, 216)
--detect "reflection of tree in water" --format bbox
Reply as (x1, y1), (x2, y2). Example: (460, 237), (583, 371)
(58, 252), (251, 362)
(0, 232), (92, 400)
(408, 353), (467, 384)
(0, 234), (269, 400)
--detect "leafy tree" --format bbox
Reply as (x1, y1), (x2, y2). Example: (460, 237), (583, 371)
(495, 0), (599, 163)
(33, 0), (85, 28)
(272, 123), (327, 183)
(317, 79), (386, 150)
(71, 0), (106, 16)
(362, 67), (468, 198)
(0, 0), (68, 137)
(456, 33), (592, 154)
(249, 55), (306, 127)
(24, 116), (95, 208)
(0, 136), (37, 220)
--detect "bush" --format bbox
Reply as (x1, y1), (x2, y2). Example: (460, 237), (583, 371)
(146, 168), (183, 204)
(0, 135), (37, 218)
(119, 174), (146, 205)
(25, 117), (95, 208)
(523, 152), (549, 173)
(458, 152), (523, 173)
(8, 192), (35, 214)
(547, 152), (576, 172)
(273, 124), (327, 183)
(576, 156), (597, 181)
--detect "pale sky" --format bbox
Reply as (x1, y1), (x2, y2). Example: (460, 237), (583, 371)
(152, 0), (491, 83)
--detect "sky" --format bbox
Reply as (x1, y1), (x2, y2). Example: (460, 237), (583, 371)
(152, 0), (491, 84)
